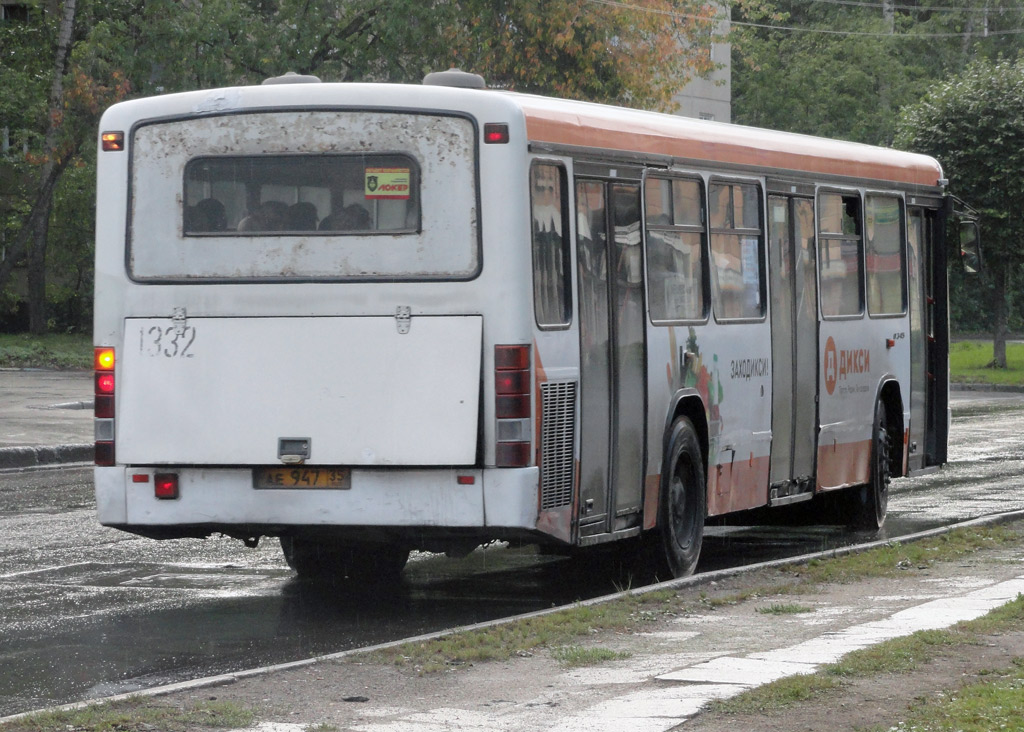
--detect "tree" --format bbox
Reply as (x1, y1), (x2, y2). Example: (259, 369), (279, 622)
(440, 0), (718, 111)
(896, 58), (1024, 367)
(1, 0), (722, 333)
(130, 0), (719, 111)
(0, 0), (128, 332)
(732, 0), (1024, 146)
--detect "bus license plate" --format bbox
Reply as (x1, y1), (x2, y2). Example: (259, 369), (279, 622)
(253, 467), (351, 490)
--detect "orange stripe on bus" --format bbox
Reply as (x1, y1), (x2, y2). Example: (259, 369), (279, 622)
(520, 101), (941, 187)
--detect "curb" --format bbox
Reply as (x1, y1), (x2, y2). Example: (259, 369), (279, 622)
(0, 444), (93, 470)
(951, 383), (1024, 393)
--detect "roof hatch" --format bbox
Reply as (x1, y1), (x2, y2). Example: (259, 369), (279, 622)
(423, 69), (486, 89)
(263, 72), (322, 85)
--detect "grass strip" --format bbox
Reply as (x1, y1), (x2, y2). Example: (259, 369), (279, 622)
(949, 340), (1024, 385)
(786, 524), (1019, 585)
(551, 645), (631, 668)
(0, 333), (92, 370)
(359, 596), (673, 674)
(0, 698), (257, 732)
(707, 595), (1024, 717)
(357, 524), (1020, 675)
(756, 602), (815, 615)
(881, 657), (1024, 732)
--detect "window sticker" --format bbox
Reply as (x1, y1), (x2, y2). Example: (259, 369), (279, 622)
(365, 167), (411, 199)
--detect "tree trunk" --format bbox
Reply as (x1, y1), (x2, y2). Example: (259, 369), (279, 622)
(27, 203), (50, 334)
(0, 153), (72, 292)
(25, 0), (78, 335)
(991, 261), (1008, 369)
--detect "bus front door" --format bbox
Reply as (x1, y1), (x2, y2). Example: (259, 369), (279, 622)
(767, 196), (819, 502)
(907, 209), (928, 473)
(575, 179), (646, 536)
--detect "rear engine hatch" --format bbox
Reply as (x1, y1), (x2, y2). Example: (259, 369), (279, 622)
(117, 315), (482, 466)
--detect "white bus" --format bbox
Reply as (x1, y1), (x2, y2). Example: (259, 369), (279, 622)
(93, 70), (978, 580)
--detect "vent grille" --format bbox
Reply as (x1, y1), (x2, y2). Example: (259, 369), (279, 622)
(540, 380), (577, 511)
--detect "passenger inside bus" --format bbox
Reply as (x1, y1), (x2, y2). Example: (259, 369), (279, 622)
(319, 203), (370, 232)
(285, 201), (319, 231)
(185, 197), (227, 233)
(238, 200), (288, 231)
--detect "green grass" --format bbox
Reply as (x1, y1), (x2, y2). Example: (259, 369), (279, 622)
(358, 593), (676, 674)
(879, 658), (1024, 732)
(826, 628), (969, 677)
(957, 593), (1024, 635)
(706, 629), (968, 716)
(709, 673), (842, 714)
(0, 698), (257, 732)
(0, 332), (92, 370)
(707, 595), (1024, 719)
(756, 602), (815, 615)
(950, 340), (1024, 385)
(786, 525), (1020, 585)
(551, 645), (631, 668)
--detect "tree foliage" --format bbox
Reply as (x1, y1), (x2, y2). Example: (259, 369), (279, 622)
(732, 0), (1024, 145)
(896, 58), (1024, 363)
(442, 0), (718, 111)
(1, 0), (719, 332)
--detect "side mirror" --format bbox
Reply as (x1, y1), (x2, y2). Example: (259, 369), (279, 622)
(959, 221), (982, 274)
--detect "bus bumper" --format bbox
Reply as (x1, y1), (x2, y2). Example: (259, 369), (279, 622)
(94, 466), (540, 532)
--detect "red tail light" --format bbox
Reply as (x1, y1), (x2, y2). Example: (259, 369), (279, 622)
(95, 441), (115, 467)
(154, 473), (179, 500)
(94, 347), (115, 464)
(495, 345), (531, 467)
(484, 123), (510, 144)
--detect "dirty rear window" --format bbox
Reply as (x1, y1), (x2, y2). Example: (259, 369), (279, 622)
(184, 154), (420, 235)
(129, 110), (478, 281)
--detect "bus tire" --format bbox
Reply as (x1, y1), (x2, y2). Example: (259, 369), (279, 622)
(851, 400), (891, 531)
(280, 537), (409, 581)
(658, 417), (706, 578)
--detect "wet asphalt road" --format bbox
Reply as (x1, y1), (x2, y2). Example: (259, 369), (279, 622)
(2, 390), (1024, 717)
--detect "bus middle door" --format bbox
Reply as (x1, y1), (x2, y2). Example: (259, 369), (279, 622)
(767, 195), (819, 503)
(574, 177), (646, 537)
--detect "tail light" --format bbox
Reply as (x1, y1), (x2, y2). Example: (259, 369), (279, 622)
(101, 131), (125, 152)
(154, 473), (179, 500)
(94, 347), (115, 466)
(495, 344), (531, 467)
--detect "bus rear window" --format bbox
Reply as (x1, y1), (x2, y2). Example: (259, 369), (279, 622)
(129, 110), (478, 281)
(184, 154), (420, 235)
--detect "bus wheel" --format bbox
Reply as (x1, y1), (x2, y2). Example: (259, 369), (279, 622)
(851, 400), (891, 531)
(658, 417), (706, 578)
(280, 537), (409, 581)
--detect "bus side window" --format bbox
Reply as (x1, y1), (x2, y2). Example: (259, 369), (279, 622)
(865, 194), (907, 316)
(708, 181), (765, 320)
(818, 192), (864, 318)
(644, 176), (707, 322)
(530, 162), (572, 328)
